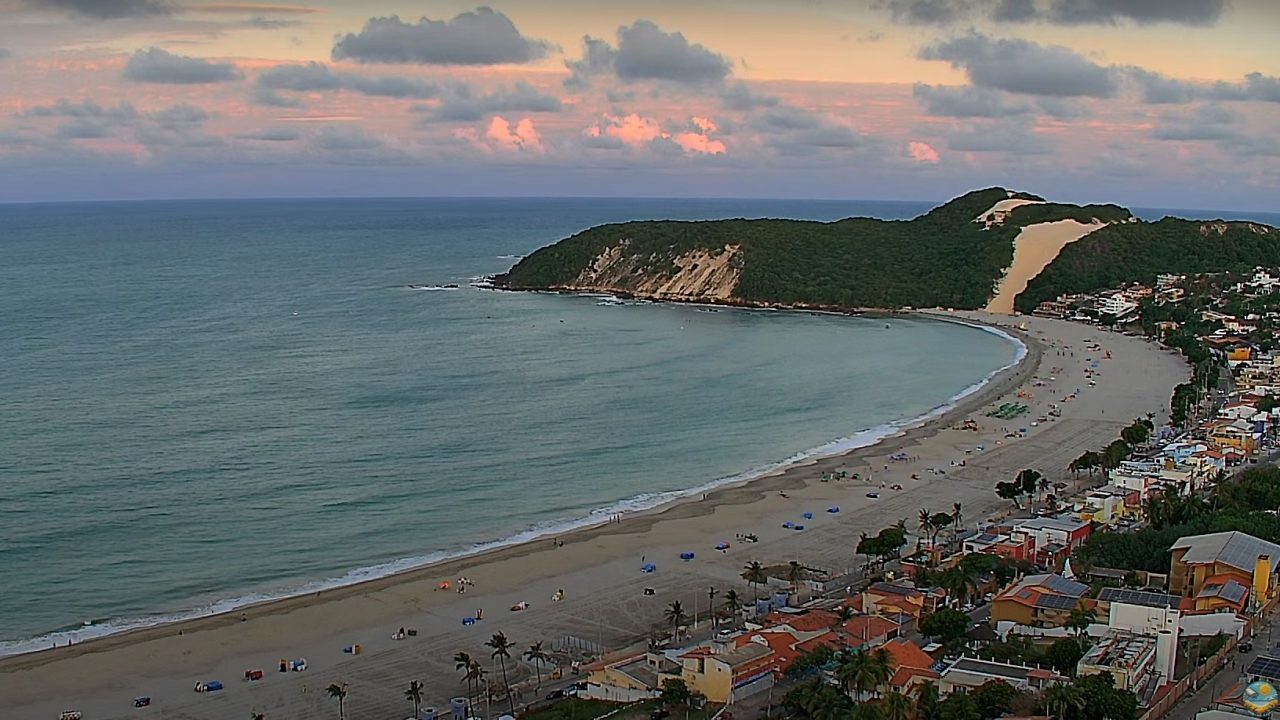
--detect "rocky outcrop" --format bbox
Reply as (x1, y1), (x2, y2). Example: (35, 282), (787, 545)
(563, 243), (742, 301)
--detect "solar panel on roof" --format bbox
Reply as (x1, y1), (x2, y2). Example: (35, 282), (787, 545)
(1247, 655), (1280, 681)
(1098, 587), (1179, 608)
(1035, 594), (1079, 610)
(1042, 575), (1088, 596)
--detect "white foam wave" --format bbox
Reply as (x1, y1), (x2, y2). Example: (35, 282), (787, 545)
(1, 319), (1026, 659)
(496, 254), (525, 260)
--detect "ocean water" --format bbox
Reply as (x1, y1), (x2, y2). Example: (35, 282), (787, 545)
(0, 197), (1023, 654)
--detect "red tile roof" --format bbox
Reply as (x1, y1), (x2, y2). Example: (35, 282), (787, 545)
(838, 615), (899, 646)
(762, 610), (838, 633)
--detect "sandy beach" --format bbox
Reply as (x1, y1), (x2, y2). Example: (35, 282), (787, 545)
(1, 312), (1190, 720)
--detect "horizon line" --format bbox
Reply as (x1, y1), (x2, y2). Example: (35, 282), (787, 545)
(0, 193), (1276, 218)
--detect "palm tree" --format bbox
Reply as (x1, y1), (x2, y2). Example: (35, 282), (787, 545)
(866, 647), (893, 699)
(524, 641), (549, 689)
(929, 512), (952, 549)
(742, 561), (767, 603)
(951, 502), (963, 534)
(405, 680), (424, 718)
(915, 681), (942, 720)
(917, 509), (933, 550)
(468, 662), (487, 710)
(1066, 605), (1097, 639)
(881, 690), (912, 720)
(326, 683), (348, 720)
(787, 561), (803, 595)
(665, 600), (689, 640)
(708, 586), (718, 625)
(938, 565), (976, 606)
(834, 648), (866, 697)
(1038, 476), (1050, 504)
(722, 589), (741, 621)
(1043, 683), (1085, 720)
(454, 651), (475, 705)
(486, 631), (517, 715)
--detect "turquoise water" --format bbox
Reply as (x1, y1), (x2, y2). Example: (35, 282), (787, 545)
(0, 198), (1020, 654)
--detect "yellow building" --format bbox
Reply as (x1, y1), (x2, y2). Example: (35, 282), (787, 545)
(677, 643), (775, 704)
(584, 652), (677, 702)
(1209, 421), (1258, 454)
(1169, 531), (1280, 613)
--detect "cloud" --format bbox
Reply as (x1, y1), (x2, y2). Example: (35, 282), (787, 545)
(256, 62), (439, 102)
(331, 7), (551, 66)
(24, 99), (138, 121)
(246, 15), (301, 29)
(313, 125), (382, 151)
(25, 0), (174, 18)
(908, 141), (941, 163)
(238, 128), (300, 141)
(565, 20), (732, 87)
(913, 84), (1031, 117)
(150, 103), (210, 129)
(1127, 69), (1280, 104)
(1151, 105), (1242, 141)
(919, 32), (1118, 97)
(878, 0), (974, 25)
(123, 48), (243, 84)
(0, 49), (10, 60)
(991, 0), (1039, 21)
(754, 105), (867, 156)
(485, 116), (542, 152)
(944, 119), (1051, 154)
(1044, 0), (1226, 26)
(427, 82), (562, 122)
(720, 82), (778, 111)
(198, 3), (321, 13)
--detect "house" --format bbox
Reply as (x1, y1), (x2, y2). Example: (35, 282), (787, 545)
(876, 637), (940, 694)
(857, 582), (926, 623)
(1208, 420), (1259, 454)
(677, 643), (776, 704)
(1077, 486), (1140, 526)
(990, 574), (1090, 627)
(1009, 516), (1093, 566)
(584, 652), (680, 702)
(937, 656), (1065, 694)
(837, 614), (901, 648)
(963, 530), (1035, 561)
(1169, 531), (1280, 612)
(1077, 630), (1166, 701)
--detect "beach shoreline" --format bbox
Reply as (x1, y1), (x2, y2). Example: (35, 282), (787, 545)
(0, 307), (1033, 672)
(2, 310), (1193, 720)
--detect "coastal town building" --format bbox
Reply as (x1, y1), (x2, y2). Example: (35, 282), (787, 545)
(1076, 629), (1167, 701)
(1007, 516), (1093, 566)
(1169, 531), (1280, 612)
(990, 574), (1090, 627)
(936, 656), (1065, 694)
(583, 651), (679, 702)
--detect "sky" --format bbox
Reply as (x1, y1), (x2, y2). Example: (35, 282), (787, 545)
(0, 0), (1277, 209)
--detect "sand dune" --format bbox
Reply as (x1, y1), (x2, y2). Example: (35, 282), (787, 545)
(986, 219), (1107, 314)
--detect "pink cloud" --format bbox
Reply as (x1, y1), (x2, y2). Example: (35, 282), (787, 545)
(485, 116), (542, 152)
(691, 116), (718, 134)
(585, 113), (666, 147)
(908, 140), (940, 163)
(674, 131), (726, 155)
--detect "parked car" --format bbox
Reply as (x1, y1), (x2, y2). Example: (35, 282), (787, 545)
(546, 689), (566, 700)
(1240, 641), (1254, 653)
(866, 492), (880, 499)
(651, 710), (672, 720)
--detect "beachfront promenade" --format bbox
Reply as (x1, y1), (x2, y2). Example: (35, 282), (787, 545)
(0, 314), (1192, 720)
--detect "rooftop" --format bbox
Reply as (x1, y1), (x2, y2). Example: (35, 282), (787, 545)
(1171, 531), (1280, 575)
(1197, 578), (1249, 605)
(1015, 516), (1091, 533)
(718, 642), (774, 668)
(1098, 587), (1181, 609)
(1079, 630), (1157, 670)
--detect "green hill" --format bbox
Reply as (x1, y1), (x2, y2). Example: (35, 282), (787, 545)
(493, 189), (1273, 312)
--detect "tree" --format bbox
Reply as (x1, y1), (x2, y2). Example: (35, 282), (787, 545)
(665, 601), (689, 640)
(722, 589), (742, 620)
(1037, 476), (1050, 504)
(788, 561), (804, 594)
(866, 647), (893, 698)
(524, 641), (549, 688)
(952, 502), (964, 536)
(486, 631), (517, 716)
(1066, 605), (1097, 639)
(1043, 637), (1086, 676)
(1042, 684), (1084, 720)
(938, 566), (977, 606)
(995, 481), (1023, 509)
(1102, 439), (1131, 469)
(1016, 469), (1042, 500)
(882, 690), (913, 720)
(326, 683), (349, 720)
(785, 644), (836, 678)
(916, 681), (942, 720)
(785, 678), (853, 720)
(454, 651), (475, 705)
(940, 689), (981, 720)
(920, 608), (970, 643)
(919, 509), (934, 550)
(468, 662), (487, 708)
(661, 678), (693, 707)
(972, 680), (1020, 719)
(930, 512), (953, 548)
(406, 680), (424, 718)
(743, 561), (768, 603)
(708, 586), (718, 625)
(1076, 672), (1139, 720)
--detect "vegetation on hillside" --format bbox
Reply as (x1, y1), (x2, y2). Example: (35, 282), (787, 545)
(498, 188), (1045, 309)
(1015, 219), (1280, 313)
(1005, 202), (1132, 227)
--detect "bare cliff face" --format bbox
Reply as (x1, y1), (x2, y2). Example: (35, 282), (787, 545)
(560, 241), (743, 301)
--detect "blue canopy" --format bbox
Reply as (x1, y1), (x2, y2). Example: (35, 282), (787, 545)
(641, 563), (657, 573)
(827, 506), (839, 513)
(802, 512), (813, 520)
(680, 551), (695, 560)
